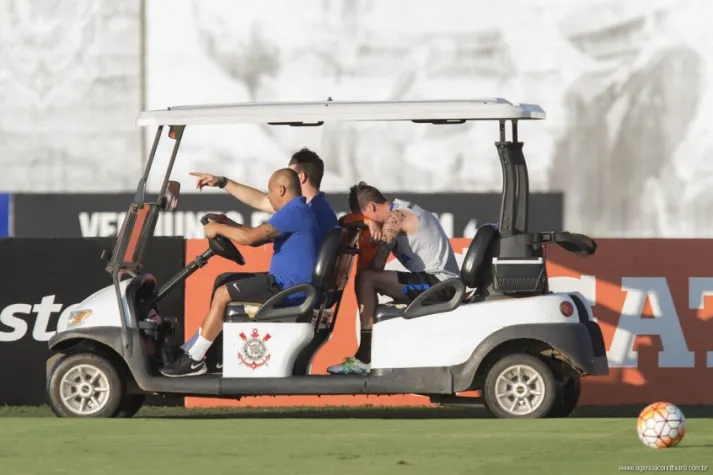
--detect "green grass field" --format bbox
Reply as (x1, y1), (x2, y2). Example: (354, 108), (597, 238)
(1, 405), (712, 475)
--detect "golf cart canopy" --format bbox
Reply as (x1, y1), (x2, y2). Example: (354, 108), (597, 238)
(136, 98), (545, 127)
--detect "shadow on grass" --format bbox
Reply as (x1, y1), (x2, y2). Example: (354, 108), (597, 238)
(140, 404), (713, 420)
(3, 405), (712, 420)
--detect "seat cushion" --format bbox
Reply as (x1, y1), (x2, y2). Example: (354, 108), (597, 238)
(225, 302), (263, 322)
(374, 302), (407, 323)
(225, 301), (314, 323)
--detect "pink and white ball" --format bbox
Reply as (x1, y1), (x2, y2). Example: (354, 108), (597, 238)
(636, 402), (686, 448)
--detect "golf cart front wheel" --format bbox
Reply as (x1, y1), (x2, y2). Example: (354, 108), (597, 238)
(483, 353), (557, 419)
(47, 353), (124, 418)
(549, 375), (582, 418)
(116, 394), (147, 418)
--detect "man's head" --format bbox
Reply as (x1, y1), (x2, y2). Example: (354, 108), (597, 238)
(288, 148), (325, 192)
(267, 168), (302, 211)
(348, 181), (391, 223)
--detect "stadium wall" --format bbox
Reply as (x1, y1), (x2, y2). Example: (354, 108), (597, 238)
(2, 194), (712, 408)
(11, 192), (564, 239)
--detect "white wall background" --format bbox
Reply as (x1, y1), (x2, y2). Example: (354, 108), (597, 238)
(2, 0), (713, 237)
(0, 1), (143, 192)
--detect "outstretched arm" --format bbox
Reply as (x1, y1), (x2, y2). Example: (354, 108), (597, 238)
(223, 180), (275, 213)
(189, 172), (275, 213)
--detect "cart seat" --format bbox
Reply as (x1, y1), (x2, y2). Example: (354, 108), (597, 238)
(374, 224), (499, 323)
(460, 223), (499, 292)
(225, 302), (263, 319)
(225, 227), (350, 323)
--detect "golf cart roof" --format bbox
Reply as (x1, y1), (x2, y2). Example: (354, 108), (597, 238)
(136, 98), (545, 127)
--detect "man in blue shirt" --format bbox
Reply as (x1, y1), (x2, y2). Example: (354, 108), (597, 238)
(180, 148), (338, 372)
(160, 169), (320, 377)
(288, 148), (339, 238)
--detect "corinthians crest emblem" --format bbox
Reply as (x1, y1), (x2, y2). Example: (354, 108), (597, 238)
(238, 328), (271, 369)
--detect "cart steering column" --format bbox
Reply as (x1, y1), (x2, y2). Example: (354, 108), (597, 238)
(152, 214), (245, 303)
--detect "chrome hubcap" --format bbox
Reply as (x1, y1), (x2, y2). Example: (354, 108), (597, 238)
(495, 364), (545, 415)
(59, 364), (111, 415)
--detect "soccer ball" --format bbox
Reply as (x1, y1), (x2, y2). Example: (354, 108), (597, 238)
(636, 402), (686, 448)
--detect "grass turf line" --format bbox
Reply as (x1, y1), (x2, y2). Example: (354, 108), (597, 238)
(0, 406), (711, 475)
(2, 404), (713, 418)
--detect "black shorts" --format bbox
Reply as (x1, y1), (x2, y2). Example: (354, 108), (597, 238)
(214, 272), (282, 303)
(397, 271), (452, 302)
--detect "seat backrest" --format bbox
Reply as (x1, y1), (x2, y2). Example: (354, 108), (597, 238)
(461, 223), (500, 289)
(312, 227), (349, 291)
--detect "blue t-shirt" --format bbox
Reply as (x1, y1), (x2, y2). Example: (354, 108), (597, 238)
(308, 192), (338, 240)
(267, 197), (320, 299)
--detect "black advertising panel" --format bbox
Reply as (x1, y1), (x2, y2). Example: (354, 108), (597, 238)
(0, 237), (185, 406)
(13, 192), (563, 238)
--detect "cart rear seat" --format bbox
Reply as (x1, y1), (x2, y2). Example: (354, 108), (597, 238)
(374, 223), (499, 323)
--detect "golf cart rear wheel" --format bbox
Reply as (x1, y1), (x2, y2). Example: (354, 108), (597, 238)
(483, 353), (557, 419)
(116, 394), (147, 418)
(47, 353), (124, 418)
(549, 375), (581, 418)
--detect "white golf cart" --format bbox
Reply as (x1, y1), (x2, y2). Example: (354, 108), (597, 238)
(46, 98), (608, 419)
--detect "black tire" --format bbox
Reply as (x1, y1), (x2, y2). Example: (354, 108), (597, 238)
(47, 353), (125, 418)
(115, 394), (147, 418)
(482, 353), (558, 419)
(549, 375), (581, 418)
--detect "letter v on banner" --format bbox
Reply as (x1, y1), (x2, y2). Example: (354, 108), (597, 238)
(608, 277), (694, 368)
(688, 277), (713, 368)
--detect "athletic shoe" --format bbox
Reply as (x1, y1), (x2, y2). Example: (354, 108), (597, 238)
(326, 357), (369, 375)
(205, 340), (223, 373)
(208, 360), (223, 374)
(159, 351), (207, 377)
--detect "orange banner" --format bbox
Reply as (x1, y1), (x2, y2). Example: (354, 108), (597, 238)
(183, 238), (713, 407)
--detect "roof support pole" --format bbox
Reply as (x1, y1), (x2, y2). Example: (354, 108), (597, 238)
(496, 120), (528, 237)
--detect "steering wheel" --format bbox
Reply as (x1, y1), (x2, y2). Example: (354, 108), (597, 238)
(200, 214), (246, 265)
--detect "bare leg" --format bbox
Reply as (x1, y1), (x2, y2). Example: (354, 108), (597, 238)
(350, 270), (408, 367)
(183, 285), (232, 364)
(356, 269), (408, 329)
(198, 285), (231, 342)
(182, 273), (252, 351)
(355, 270), (378, 329)
(161, 285), (235, 376)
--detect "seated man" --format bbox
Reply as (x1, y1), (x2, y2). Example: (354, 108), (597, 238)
(327, 182), (460, 375)
(181, 148), (337, 366)
(160, 168), (320, 377)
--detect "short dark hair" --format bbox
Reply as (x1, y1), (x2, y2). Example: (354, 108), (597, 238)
(348, 181), (387, 212)
(289, 148), (324, 188)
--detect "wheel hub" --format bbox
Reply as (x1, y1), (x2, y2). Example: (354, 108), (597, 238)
(513, 383), (528, 397)
(494, 364), (546, 416)
(58, 364), (112, 416)
(78, 384), (93, 397)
